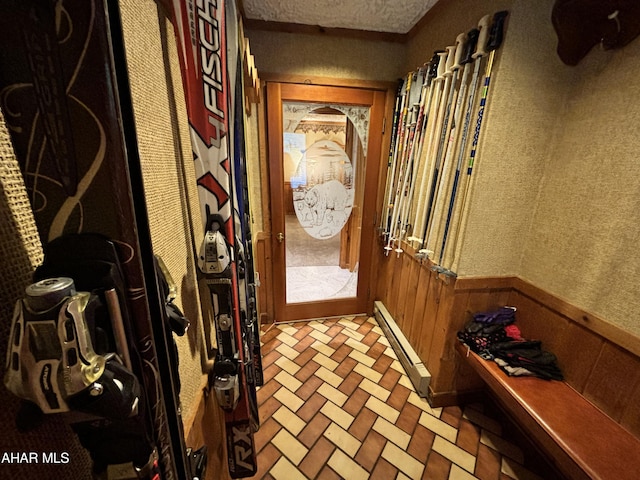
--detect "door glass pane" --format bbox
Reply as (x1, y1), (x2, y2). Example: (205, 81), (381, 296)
(283, 102), (369, 304)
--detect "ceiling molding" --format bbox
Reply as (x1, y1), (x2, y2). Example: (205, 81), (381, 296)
(260, 72), (397, 92)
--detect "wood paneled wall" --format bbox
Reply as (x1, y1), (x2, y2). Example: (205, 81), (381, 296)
(254, 232), (274, 324)
(375, 243), (640, 439)
(503, 279), (640, 439)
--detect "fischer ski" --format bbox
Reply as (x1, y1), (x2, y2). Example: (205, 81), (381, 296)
(170, 0), (260, 477)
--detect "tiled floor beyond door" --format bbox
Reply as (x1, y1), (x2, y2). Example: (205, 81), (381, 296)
(248, 316), (548, 480)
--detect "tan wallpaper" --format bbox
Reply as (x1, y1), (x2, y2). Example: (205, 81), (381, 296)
(450, 0), (573, 276)
(119, 0), (208, 427)
(520, 38), (640, 335)
(246, 29), (406, 82)
(405, 0), (514, 72)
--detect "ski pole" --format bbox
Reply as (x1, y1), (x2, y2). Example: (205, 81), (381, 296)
(405, 55), (441, 244)
(408, 49), (449, 249)
(384, 73), (415, 254)
(397, 58), (439, 246)
(386, 69), (426, 256)
(382, 76), (410, 247)
(439, 14), (491, 269)
(438, 22), (487, 266)
(418, 41), (461, 257)
(444, 11), (509, 273)
(381, 78), (405, 237)
(395, 67), (429, 249)
(423, 30), (474, 261)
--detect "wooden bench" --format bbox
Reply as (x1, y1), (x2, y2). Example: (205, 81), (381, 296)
(456, 341), (640, 480)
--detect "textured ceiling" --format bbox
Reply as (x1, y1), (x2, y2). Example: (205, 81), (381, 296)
(242, 0), (440, 34)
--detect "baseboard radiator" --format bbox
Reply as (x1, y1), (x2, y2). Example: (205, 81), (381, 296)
(373, 301), (430, 397)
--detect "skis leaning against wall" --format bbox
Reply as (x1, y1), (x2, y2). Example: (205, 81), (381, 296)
(170, 0), (261, 477)
(0, 0), (197, 478)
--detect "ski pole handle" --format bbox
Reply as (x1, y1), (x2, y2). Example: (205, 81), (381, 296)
(426, 51), (441, 85)
(462, 28), (480, 65)
(444, 45), (456, 76)
(487, 11), (509, 52)
(473, 14), (491, 59)
(436, 50), (448, 79)
(452, 32), (467, 70)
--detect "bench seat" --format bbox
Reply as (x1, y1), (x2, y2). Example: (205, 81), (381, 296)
(455, 342), (640, 480)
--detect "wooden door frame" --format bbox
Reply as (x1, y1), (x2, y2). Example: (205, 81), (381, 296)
(265, 80), (390, 322)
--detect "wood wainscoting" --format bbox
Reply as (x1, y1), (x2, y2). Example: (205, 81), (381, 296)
(374, 240), (640, 439)
(254, 231), (274, 324)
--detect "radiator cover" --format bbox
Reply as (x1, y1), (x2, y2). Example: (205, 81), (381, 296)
(373, 301), (431, 397)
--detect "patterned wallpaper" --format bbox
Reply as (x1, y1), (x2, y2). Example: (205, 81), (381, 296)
(119, 0), (208, 428)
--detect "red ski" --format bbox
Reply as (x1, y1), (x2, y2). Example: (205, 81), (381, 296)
(170, 0), (258, 477)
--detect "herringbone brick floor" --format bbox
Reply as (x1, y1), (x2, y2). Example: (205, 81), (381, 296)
(248, 316), (547, 480)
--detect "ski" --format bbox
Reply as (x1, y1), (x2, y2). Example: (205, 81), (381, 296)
(170, 0), (259, 477)
(231, 16), (264, 391)
(0, 0), (192, 478)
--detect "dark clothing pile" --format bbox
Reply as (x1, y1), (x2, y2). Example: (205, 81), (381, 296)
(458, 306), (564, 381)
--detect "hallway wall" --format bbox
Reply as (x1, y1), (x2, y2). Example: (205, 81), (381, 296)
(246, 30), (405, 83)
(521, 37), (640, 336)
(407, 0), (569, 278)
(119, 0), (208, 433)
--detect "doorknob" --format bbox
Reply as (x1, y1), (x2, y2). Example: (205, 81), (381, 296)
(276, 232), (284, 243)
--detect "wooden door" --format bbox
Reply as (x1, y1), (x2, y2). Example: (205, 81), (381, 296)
(266, 82), (386, 322)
